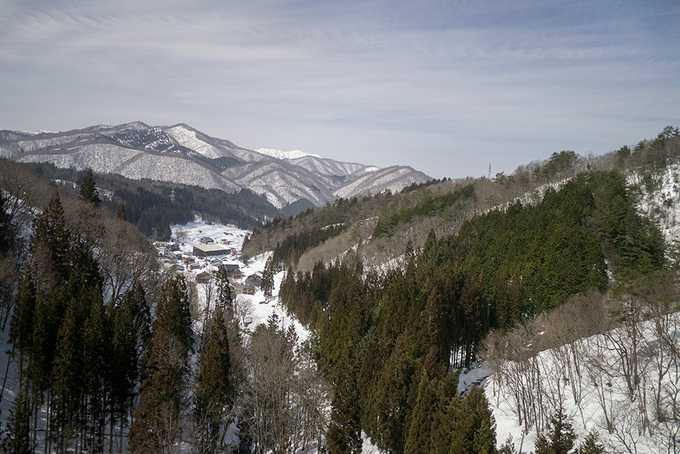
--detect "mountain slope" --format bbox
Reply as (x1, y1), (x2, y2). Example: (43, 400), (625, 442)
(0, 122), (431, 208)
(245, 128), (680, 275)
(221, 159), (337, 208)
(290, 155), (374, 178)
(333, 165), (430, 199)
(256, 148), (319, 160)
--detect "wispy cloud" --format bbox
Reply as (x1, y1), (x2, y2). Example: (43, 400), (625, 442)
(0, 0), (678, 177)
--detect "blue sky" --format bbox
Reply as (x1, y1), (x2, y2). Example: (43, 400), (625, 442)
(1, 0), (679, 177)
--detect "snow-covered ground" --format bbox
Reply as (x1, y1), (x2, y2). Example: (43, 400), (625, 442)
(167, 219), (309, 341)
(483, 312), (680, 454)
(633, 162), (680, 249)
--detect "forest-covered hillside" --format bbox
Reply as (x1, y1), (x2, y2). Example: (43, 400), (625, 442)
(0, 127), (678, 454)
(247, 127), (680, 275)
(274, 127), (680, 453)
(21, 162), (281, 240)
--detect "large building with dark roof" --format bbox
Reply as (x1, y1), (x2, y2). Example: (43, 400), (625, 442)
(193, 243), (229, 257)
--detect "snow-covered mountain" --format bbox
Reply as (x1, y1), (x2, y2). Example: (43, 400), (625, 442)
(255, 148), (319, 160)
(0, 122), (431, 209)
(334, 165), (430, 199)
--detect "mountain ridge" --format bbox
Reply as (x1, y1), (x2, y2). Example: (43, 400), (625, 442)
(0, 121), (431, 209)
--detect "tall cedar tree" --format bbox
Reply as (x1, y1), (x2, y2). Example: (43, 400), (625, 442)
(129, 276), (193, 453)
(261, 256), (275, 298)
(404, 368), (441, 454)
(214, 266), (234, 313)
(326, 357), (362, 454)
(534, 405), (576, 454)
(79, 168), (100, 206)
(0, 191), (14, 255)
(32, 193), (71, 284)
(448, 387), (496, 454)
(194, 307), (233, 452)
(323, 261), (366, 454)
(0, 389), (32, 454)
(10, 270), (36, 383)
(52, 298), (84, 447)
(110, 282), (151, 434)
(82, 291), (109, 452)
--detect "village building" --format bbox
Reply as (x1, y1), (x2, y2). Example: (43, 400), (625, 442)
(193, 243), (230, 257)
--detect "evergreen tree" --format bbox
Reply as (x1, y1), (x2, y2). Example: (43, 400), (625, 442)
(129, 276), (193, 453)
(110, 282), (150, 434)
(0, 389), (32, 454)
(497, 436), (518, 454)
(404, 369), (438, 454)
(82, 292), (108, 452)
(578, 431), (606, 454)
(32, 193), (71, 283)
(79, 168), (100, 206)
(214, 266), (234, 313)
(535, 405), (576, 454)
(261, 255), (275, 298)
(0, 191), (14, 255)
(29, 292), (57, 397)
(194, 307), (233, 452)
(52, 299), (84, 448)
(10, 270), (36, 378)
(427, 374), (460, 454)
(326, 357), (362, 454)
(448, 387), (496, 454)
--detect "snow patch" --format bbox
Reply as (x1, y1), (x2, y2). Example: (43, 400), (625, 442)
(165, 125), (224, 159)
(256, 147), (319, 160)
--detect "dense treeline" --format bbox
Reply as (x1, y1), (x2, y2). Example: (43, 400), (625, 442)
(248, 127), (680, 273)
(1, 163), (332, 452)
(243, 192), (405, 258)
(27, 162), (279, 240)
(7, 194), (153, 452)
(280, 169), (666, 453)
(399, 176), (451, 193)
(373, 184), (476, 237)
(271, 224), (345, 267)
(283, 254), (499, 453)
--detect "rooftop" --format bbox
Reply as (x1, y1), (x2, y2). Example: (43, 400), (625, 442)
(193, 243), (230, 253)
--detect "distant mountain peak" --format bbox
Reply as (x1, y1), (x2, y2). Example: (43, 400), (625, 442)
(256, 148), (320, 160)
(0, 121), (431, 209)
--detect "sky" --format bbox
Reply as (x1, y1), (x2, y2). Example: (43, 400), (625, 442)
(1, 0), (679, 178)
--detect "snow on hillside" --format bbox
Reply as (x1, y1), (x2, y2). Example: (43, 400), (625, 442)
(483, 311), (680, 454)
(290, 155), (371, 178)
(333, 166), (429, 199)
(165, 125), (224, 159)
(632, 162), (680, 248)
(256, 147), (319, 160)
(223, 160), (335, 209)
